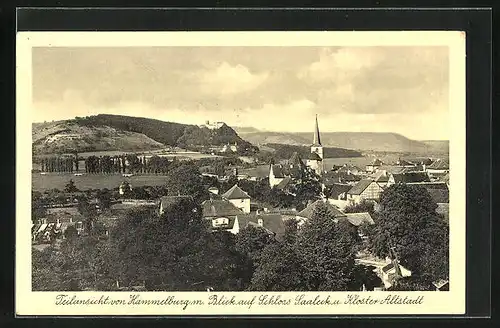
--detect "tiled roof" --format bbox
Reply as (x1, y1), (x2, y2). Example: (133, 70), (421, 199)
(201, 199), (243, 218)
(369, 159), (383, 166)
(376, 165), (408, 174)
(348, 179), (376, 195)
(345, 212), (375, 226)
(372, 171), (389, 183)
(325, 183), (352, 199)
(237, 213), (285, 239)
(221, 184), (251, 200)
(391, 172), (430, 184)
(288, 152), (305, 167)
(271, 165), (285, 178)
(308, 152), (322, 161)
(427, 158), (449, 170)
(275, 176), (292, 190)
(297, 199), (347, 220)
(323, 171), (361, 185)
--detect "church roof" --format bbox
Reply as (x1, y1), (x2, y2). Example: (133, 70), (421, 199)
(275, 176), (293, 190)
(221, 184), (251, 200)
(308, 152), (323, 161)
(312, 114), (322, 146)
(288, 152), (305, 167)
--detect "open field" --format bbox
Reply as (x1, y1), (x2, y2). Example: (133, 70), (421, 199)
(35, 148), (223, 160)
(32, 173), (170, 191)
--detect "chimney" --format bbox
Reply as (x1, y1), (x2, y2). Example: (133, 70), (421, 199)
(258, 218), (264, 227)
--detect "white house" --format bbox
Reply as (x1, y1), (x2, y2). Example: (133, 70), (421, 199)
(425, 158), (449, 176)
(346, 179), (384, 204)
(379, 261), (412, 289)
(201, 198), (244, 233)
(366, 159), (383, 173)
(221, 184), (251, 214)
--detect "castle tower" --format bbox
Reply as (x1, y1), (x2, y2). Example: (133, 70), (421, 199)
(307, 114), (324, 176)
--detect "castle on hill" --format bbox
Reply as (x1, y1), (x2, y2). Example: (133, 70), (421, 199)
(268, 115), (324, 189)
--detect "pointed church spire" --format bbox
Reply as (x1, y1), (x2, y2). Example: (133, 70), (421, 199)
(313, 114), (321, 146)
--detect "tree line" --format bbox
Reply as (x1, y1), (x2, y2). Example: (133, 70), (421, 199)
(40, 156), (78, 173)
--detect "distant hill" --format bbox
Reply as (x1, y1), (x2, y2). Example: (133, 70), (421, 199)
(32, 120), (165, 155)
(420, 140), (449, 154)
(235, 127), (448, 154)
(33, 114), (256, 155)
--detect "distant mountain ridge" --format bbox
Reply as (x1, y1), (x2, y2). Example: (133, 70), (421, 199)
(233, 127), (449, 154)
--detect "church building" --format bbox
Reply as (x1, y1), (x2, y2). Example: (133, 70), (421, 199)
(306, 115), (324, 176)
(268, 115), (325, 188)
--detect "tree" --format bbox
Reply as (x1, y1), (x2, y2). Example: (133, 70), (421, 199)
(96, 189), (112, 210)
(249, 241), (307, 291)
(76, 197), (97, 233)
(64, 179), (79, 193)
(296, 201), (360, 291)
(287, 167), (322, 211)
(235, 226), (277, 264)
(366, 184), (449, 282)
(108, 199), (248, 291)
(389, 274), (436, 291)
(64, 225), (78, 240)
(32, 191), (47, 221)
(344, 199), (375, 214)
(348, 265), (383, 291)
(165, 162), (208, 202)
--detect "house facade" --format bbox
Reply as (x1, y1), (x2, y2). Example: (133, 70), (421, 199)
(221, 184), (251, 214)
(347, 179), (384, 204)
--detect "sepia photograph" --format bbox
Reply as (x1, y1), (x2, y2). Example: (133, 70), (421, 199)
(16, 31), (466, 315)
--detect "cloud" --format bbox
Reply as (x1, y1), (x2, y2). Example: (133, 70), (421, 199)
(194, 62), (269, 96)
(31, 46), (449, 140)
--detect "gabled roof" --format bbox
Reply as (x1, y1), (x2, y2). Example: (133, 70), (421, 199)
(377, 165), (408, 174)
(323, 171), (361, 185)
(325, 183), (352, 199)
(391, 172), (430, 184)
(271, 164), (285, 178)
(345, 212), (375, 226)
(221, 184), (251, 200)
(275, 176), (293, 190)
(348, 179), (377, 195)
(368, 159), (383, 166)
(237, 213), (285, 239)
(201, 199), (243, 218)
(372, 170), (389, 183)
(288, 152), (305, 167)
(297, 199), (347, 220)
(308, 152), (322, 161)
(427, 158), (449, 170)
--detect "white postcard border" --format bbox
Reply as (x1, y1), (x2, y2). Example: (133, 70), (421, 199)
(16, 31), (466, 316)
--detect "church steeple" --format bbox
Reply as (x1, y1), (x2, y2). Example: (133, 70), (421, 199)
(313, 114), (321, 146)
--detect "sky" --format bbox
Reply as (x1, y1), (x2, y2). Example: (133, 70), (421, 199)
(32, 46), (450, 140)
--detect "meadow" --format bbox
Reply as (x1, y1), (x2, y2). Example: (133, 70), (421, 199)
(32, 173), (170, 191)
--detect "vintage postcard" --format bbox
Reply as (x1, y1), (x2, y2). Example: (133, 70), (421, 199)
(16, 31), (466, 316)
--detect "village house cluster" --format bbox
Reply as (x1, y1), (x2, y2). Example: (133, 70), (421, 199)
(32, 115), (449, 291)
